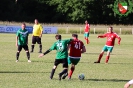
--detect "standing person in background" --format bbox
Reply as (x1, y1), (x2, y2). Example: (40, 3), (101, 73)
(16, 23), (31, 62)
(31, 19), (43, 53)
(94, 26), (121, 64)
(84, 20), (90, 44)
(62, 34), (86, 79)
(124, 79), (133, 88)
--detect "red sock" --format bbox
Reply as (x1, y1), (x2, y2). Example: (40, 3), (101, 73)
(98, 54), (103, 62)
(86, 38), (89, 44)
(106, 56), (110, 63)
(68, 67), (75, 78)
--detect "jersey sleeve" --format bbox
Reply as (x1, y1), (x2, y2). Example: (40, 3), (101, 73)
(39, 24), (43, 32)
(16, 30), (20, 36)
(49, 43), (56, 51)
(65, 39), (73, 44)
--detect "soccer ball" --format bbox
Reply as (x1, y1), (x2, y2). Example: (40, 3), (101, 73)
(78, 73), (85, 80)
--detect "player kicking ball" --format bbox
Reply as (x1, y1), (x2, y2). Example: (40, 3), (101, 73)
(38, 34), (72, 80)
(62, 34), (86, 79)
(94, 26), (121, 64)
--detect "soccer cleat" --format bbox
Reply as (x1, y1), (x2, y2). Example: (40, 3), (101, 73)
(16, 60), (19, 62)
(94, 61), (100, 63)
(38, 51), (42, 53)
(28, 60), (31, 62)
(62, 73), (68, 79)
(68, 77), (71, 80)
(58, 73), (62, 80)
(30, 51), (33, 53)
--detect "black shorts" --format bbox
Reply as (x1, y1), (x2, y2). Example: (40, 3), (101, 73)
(54, 58), (68, 68)
(32, 36), (42, 44)
(18, 45), (29, 51)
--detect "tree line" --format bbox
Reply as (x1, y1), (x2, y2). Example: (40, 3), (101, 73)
(0, 0), (133, 24)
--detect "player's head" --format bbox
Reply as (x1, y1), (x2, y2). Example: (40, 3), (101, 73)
(72, 34), (78, 39)
(85, 20), (88, 24)
(108, 26), (113, 33)
(21, 23), (26, 30)
(55, 34), (62, 40)
(34, 19), (38, 24)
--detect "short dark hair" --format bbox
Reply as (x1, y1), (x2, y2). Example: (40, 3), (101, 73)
(55, 34), (61, 40)
(72, 34), (78, 38)
(109, 26), (113, 30)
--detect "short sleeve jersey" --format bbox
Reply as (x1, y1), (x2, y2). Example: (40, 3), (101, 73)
(84, 24), (90, 32)
(33, 24), (43, 36)
(103, 32), (120, 46)
(16, 29), (29, 45)
(49, 39), (71, 59)
(69, 39), (84, 58)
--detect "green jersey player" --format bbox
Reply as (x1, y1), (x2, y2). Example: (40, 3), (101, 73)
(16, 23), (31, 62)
(39, 34), (72, 80)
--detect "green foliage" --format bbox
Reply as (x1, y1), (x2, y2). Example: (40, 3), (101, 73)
(0, 0), (133, 24)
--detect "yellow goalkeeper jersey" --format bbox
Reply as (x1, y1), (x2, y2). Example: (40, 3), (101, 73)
(32, 24), (43, 36)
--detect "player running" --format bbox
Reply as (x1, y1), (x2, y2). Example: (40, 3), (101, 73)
(16, 23), (31, 62)
(94, 26), (121, 64)
(84, 20), (90, 44)
(62, 34), (86, 79)
(38, 34), (72, 80)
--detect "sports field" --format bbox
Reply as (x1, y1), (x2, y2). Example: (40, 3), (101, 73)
(0, 33), (133, 88)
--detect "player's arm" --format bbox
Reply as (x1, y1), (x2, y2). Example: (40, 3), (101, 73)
(124, 79), (133, 88)
(38, 43), (55, 57)
(40, 25), (43, 38)
(16, 36), (18, 46)
(81, 46), (86, 53)
(97, 34), (106, 38)
(88, 24), (90, 33)
(38, 49), (51, 57)
(116, 35), (121, 45)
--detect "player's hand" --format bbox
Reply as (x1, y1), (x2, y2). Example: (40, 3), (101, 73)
(97, 36), (100, 38)
(38, 54), (44, 58)
(118, 42), (120, 45)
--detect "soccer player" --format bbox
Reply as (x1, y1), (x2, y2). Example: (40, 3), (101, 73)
(31, 19), (43, 53)
(38, 34), (72, 80)
(16, 23), (31, 62)
(62, 34), (86, 79)
(84, 20), (90, 44)
(124, 79), (133, 88)
(94, 26), (121, 63)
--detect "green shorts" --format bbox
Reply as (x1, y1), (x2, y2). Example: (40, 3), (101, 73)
(84, 33), (89, 37)
(102, 45), (113, 52)
(68, 57), (80, 65)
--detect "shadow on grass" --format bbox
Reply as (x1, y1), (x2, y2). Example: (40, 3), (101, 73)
(0, 71), (50, 73)
(62, 78), (129, 82)
(85, 78), (129, 82)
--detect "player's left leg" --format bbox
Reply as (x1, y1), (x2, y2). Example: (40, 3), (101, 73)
(16, 45), (22, 62)
(59, 58), (68, 80)
(86, 33), (90, 44)
(105, 47), (113, 63)
(23, 45), (31, 62)
(68, 58), (80, 79)
(37, 37), (42, 53)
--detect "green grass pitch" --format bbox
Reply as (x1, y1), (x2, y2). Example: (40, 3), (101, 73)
(0, 33), (133, 88)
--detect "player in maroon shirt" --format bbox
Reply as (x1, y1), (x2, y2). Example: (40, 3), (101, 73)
(62, 34), (86, 79)
(94, 26), (121, 63)
(84, 20), (90, 44)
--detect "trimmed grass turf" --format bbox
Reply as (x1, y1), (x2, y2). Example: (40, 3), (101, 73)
(0, 33), (133, 88)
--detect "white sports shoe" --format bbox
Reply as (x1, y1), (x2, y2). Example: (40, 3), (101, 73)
(16, 60), (19, 62)
(28, 60), (31, 62)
